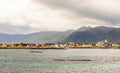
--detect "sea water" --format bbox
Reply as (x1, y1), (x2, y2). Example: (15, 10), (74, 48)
(0, 49), (120, 73)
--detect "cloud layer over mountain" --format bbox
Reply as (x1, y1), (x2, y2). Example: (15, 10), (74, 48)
(0, 0), (120, 34)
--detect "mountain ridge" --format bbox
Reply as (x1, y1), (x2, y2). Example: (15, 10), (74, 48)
(0, 30), (74, 43)
(64, 26), (120, 43)
(0, 26), (120, 43)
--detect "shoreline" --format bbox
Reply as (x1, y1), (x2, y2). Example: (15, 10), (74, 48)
(0, 47), (120, 49)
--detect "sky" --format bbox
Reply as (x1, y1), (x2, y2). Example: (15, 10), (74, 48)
(0, 0), (120, 34)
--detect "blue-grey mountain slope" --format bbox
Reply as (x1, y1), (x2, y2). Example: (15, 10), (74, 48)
(0, 30), (73, 43)
(0, 26), (120, 43)
(64, 26), (120, 43)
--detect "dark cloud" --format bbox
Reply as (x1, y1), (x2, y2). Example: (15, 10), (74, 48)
(1, 0), (120, 34)
(34, 0), (120, 25)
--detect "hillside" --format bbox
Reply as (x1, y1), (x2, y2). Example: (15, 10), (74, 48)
(0, 30), (73, 43)
(0, 26), (120, 43)
(64, 26), (120, 43)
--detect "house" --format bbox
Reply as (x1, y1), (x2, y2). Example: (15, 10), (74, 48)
(112, 43), (120, 48)
(76, 43), (82, 48)
(82, 43), (92, 48)
(96, 39), (109, 48)
(1, 44), (8, 47)
(68, 42), (75, 48)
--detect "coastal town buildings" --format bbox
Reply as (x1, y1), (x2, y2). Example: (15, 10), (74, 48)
(75, 43), (92, 48)
(112, 43), (120, 48)
(0, 39), (120, 49)
(68, 42), (75, 48)
(96, 39), (109, 48)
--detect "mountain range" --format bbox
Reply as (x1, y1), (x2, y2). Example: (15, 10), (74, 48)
(0, 30), (73, 43)
(64, 26), (120, 43)
(0, 26), (120, 43)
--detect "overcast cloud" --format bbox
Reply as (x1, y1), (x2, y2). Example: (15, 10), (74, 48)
(0, 0), (120, 34)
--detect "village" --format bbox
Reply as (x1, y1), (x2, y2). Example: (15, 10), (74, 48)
(0, 39), (120, 49)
